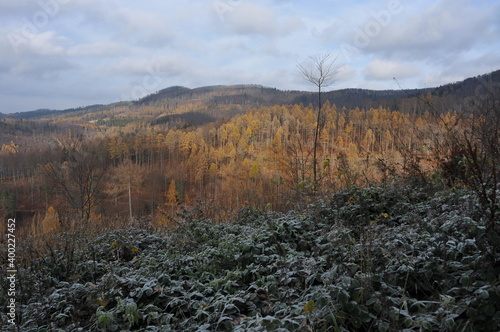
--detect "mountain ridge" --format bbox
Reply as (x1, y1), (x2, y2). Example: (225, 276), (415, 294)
(5, 69), (499, 120)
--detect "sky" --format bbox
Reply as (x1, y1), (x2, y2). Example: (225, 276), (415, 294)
(0, 0), (499, 113)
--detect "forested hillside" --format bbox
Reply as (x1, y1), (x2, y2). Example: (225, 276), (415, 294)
(0, 102), (448, 230)
(0, 69), (499, 232)
(0, 69), (499, 330)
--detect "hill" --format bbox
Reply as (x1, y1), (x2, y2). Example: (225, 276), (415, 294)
(433, 69), (500, 98)
(6, 69), (499, 123)
(3, 183), (499, 331)
(7, 105), (109, 120)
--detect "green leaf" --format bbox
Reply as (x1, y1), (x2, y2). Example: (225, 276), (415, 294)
(467, 307), (478, 320)
(445, 317), (456, 329)
(378, 321), (389, 332)
(359, 310), (371, 323)
(261, 316), (281, 330)
(352, 316), (362, 328)
(482, 304), (496, 316)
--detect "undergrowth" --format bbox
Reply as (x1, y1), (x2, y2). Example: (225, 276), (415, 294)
(1, 183), (499, 331)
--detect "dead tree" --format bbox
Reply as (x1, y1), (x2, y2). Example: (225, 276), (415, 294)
(297, 53), (339, 188)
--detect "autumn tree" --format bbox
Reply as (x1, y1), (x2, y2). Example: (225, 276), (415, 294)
(106, 159), (144, 222)
(166, 179), (179, 213)
(32, 206), (60, 235)
(157, 179), (179, 226)
(42, 134), (109, 223)
(297, 53), (339, 188)
(1, 141), (18, 155)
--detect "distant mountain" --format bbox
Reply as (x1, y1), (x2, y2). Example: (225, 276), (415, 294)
(135, 86), (194, 104)
(7, 105), (108, 120)
(433, 69), (500, 98)
(134, 84), (428, 110)
(295, 87), (431, 110)
(6, 69), (499, 121)
(131, 69), (499, 112)
(134, 84), (300, 109)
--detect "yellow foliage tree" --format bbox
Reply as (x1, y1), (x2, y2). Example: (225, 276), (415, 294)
(156, 180), (179, 228)
(32, 206), (60, 235)
(1, 141), (18, 154)
(167, 179), (178, 210)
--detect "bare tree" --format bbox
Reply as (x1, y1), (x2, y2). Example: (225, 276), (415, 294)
(297, 53), (339, 187)
(42, 134), (109, 224)
(440, 91), (500, 234)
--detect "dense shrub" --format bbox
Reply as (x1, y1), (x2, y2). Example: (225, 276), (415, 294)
(1, 184), (499, 331)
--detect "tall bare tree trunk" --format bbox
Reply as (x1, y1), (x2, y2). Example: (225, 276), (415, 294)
(128, 180), (133, 222)
(297, 53), (339, 190)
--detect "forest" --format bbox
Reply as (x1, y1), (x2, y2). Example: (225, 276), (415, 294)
(0, 98), (467, 231)
(0, 70), (499, 330)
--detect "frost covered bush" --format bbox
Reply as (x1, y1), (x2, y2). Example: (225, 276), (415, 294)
(2, 184), (499, 331)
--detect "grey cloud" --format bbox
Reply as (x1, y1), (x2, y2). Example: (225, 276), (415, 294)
(352, 0), (500, 61)
(314, 18), (352, 44)
(0, 0), (45, 19)
(364, 59), (421, 81)
(221, 1), (303, 36)
(115, 8), (177, 48)
(105, 54), (194, 79)
(10, 57), (76, 80)
(336, 65), (357, 82)
(418, 52), (500, 88)
(440, 52), (500, 81)
(0, 61), (9, 75)
(66, 41), (126, 57)
(0, 26), (75, 80)
(0, 0), (498, 113)
(20, 31), (68, 56)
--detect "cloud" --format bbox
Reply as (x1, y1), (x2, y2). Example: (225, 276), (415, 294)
(66, 41), (125, 57)
(4, 27), (68, 56)
(422, 51), (500, 87)
(0, 29), (74, 80)
(419, 70), (465, 88)
(218, 1), (303, 36)
(10, 57), (76, 80)
(0, 0), (499, 112)
(364, 59), (420, 81)
(0, 0), (42, 18)
(0, 61), (9, 75)
(114, 7), (177, 48)
(314, 18), (351, 44)
(105, 54), (195, 79)
(336, 65), (357, 82)
(25, 30), (67, 56)
(359, 0), (500, 61)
